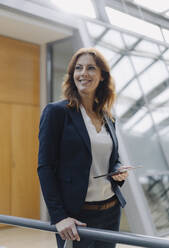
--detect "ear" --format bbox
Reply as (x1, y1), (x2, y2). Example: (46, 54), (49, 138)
(100, 76), (104, 82)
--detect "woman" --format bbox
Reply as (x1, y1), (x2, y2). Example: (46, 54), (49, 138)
(38, 47), (128, 248)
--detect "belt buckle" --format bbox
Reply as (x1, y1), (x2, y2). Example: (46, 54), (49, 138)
(104, 202), (108, 209)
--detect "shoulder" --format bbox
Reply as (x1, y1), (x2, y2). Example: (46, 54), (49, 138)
(40, 99), (69, 124)
(51, 99), (68, 108)
(42, 99), (68, 114)
(45, 99), (68, 110)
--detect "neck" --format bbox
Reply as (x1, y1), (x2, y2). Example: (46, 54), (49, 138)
(80, 94), (95, 113)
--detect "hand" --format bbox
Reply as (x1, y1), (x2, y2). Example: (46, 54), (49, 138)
(111, 166), (129, 181)
(56, 217), (86, 241)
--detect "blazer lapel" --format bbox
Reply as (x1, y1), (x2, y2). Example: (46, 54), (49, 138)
(104, 113), (118, 151)
(68, 107), (91, 155)
(104, 113), (118, 171)
(68, 109), (118, 164)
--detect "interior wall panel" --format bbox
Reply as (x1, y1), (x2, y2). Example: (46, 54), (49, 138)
(0, 35), (40, 222)
(0, 35), (40, 105)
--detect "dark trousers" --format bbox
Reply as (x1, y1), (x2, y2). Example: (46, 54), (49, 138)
(56, 201), (121, 248)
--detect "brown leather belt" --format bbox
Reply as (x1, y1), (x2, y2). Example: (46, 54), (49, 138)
(82, 198), (118, 211)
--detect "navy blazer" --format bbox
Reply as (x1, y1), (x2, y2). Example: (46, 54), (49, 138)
(38, 99), (124, 225)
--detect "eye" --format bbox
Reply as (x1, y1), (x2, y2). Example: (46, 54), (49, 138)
(88, 66), (96, 70)
(75, 65), (81, 70)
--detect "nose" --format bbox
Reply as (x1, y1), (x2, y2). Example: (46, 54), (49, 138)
(81, 66), (88, 76)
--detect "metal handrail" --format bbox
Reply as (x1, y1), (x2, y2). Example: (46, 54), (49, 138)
(0, 214), (169, 248)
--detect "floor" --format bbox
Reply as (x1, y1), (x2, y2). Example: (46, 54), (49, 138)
(0, 227), (144, 248)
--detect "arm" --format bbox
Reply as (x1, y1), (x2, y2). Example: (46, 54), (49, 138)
(38, 103), (86, 241)
(38, 103), (67, 224)
(111, 121), (128, 185)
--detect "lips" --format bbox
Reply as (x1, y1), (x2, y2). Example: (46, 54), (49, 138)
(79, 79), (91, 84)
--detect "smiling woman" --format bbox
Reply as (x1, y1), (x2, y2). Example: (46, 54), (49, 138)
(38, 47), (129, 248)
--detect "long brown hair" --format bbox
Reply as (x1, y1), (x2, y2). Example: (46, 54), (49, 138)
(62, 47), (116, 118)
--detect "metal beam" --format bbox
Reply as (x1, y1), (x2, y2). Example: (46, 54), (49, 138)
(118, 47), (169, 96)
(110, 38), (142, 69)
(121, 78), (169, 121)
(77, 19), (93, 47)
(91, 0), (110, 23)
(105, 0), (169, 31)
(94, 27), (110, 45)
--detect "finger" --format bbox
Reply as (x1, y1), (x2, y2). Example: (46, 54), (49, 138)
(120, 165), (133, 170)
(72, 224), (80, 241)
(61, 230), (70, 240)
(119, 172), (128, 177)
(67, 228), (76, 240)
(112, 175), (123, 181)
(74, 219), (87, 226)
(60, 232), (66, 240)
(112, 171), (128, 181)
(120, 171), (128, 175)
(120, 172), (127, 179)
(112, 175), (121, 180)
(121, 171), (128, 179)
(115, 178), (123, 181)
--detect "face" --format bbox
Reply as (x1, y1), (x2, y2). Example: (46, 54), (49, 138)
(73, 54), (103, 96)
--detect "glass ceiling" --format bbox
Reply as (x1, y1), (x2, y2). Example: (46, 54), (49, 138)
(33, 0), (169, 136)
(83, 1), (169, 138)
(106, 7), (165, 42)
(134, 0), (169, 14)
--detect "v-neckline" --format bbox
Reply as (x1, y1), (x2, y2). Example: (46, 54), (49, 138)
(80, 105), (103, 134)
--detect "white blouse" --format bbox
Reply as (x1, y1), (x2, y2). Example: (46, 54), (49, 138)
(80, 105), (114, 202)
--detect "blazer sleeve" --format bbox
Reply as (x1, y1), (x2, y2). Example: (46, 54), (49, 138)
(111, 121), (124, 187)
(38, 103), (68, 224)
